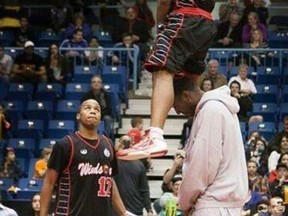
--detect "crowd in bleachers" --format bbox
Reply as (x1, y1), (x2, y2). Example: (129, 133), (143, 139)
(0, 0), (288, 215)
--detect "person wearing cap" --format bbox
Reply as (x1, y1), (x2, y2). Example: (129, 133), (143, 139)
(159, 175), (183, 216)
(11, 40), (46, 83)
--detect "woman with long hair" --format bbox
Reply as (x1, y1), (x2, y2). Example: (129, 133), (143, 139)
(45, 43), (70, 84)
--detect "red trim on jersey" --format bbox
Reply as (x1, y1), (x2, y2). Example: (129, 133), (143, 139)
(64, 135), (75, 173)
(172, 7), (213, 20)
(75, 131), (100, 149)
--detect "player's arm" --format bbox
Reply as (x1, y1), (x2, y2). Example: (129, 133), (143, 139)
(111, 179), (127, 216)
(157, 0), (171, 24)
(40, 169), (58, 216)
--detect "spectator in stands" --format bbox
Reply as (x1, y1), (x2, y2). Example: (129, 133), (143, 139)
(0, 45), (13, 83)
(50, 3), (72, 33)
(230, 80), (263, 123)
(11, 41), (46, 83)
(243, 28), (273, 68)
(269, 153), (288, 183)
(33, 147), (52, 179)
(242, 0), (269, 26)
(162, 150), (185, 193)
(214, 12), (243, 48)
(179, 118), (193, 150)
(269, 196), (286, 216)
(112, 7), (150, 61)
(84, 37), (104, 65)
(199, 59), (227, 89)
(269, 116), (288, 152)
(81, 75), (114, 139)
(0, 104), (11, 141)
(246, 137), (269, 176)
(65, 13), (91, 40)
(0, 147), (21, 183)
(114, 135), (153, 216)
(97, 0), (127, 33)
(247, 160), (268, 196)
(268, 135), (288, 173)
(269, 163), (288, 202)
(60, 29), (88, 63)
(159, 175), (183, 216)
(31, 193), (40, 216)
(109, 33), (139, 78)
(242, 12), (268, 44)
(228, 64), (257, 96)
(134, 0), (155, 31)
(218, 0), (243, 23)
(200, 78), (214, 92)
(253, 199), (270, 216)
(14, 16), (34, 47)
(45, 43), (70, 84)
(241, 182), (263, 216)
(127, 117), (144, 145)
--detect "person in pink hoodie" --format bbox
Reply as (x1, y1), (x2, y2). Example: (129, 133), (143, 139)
(173, 76), (249, 216)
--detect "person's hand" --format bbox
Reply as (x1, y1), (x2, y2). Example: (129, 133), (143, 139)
(251, 24), (258, 30)
(222, 37), (231, 46)
(147, 210), (154, 216)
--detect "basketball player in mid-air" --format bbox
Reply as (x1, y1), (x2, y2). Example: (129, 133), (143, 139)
(40, 99), (131, 216)
(117, 0), (217, 160)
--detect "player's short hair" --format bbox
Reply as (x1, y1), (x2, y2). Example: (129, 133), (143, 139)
(173, 77), (198, 97)
(130, 117), (143, 127)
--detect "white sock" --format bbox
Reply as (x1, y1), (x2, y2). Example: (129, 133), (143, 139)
(149, 127), (164, 138)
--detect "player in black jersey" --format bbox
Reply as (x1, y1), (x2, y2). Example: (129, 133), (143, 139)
(40, 99), (129, 216)
(117, 0), (217, 161)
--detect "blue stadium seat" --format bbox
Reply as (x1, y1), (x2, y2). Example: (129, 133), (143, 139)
(284, 67), (288, 84)
(0, 82), (7, 101)
(4, 48), (22, 59)
(252, 103), (278, 122)
(209, 50), (231, 66)
(17, 178), (43, 199)
(248, 122), (276, 141)
(15, 120), (44, 141)
(282, 85), (288, 102)
(92, 31), (113, 47)
(98, 121), (105, 135)
(102, 66), (128, 102)
(35, 83), (63, 106)
(55, 100), (80, 120)
(103, 83), (120, 119)
(64, 83), (90, 100)
(8, 138), (35, 158)
(46, 120), (75, 138)
(0, 30), (13, 46)
(255, 66), (281, 85)
(27, 158), (38, 179)
(268, 31), (288, 48)
(74, 65), (99, 83)
(38, 31), (62, 47)
(254, 85), (279, 103)
(5, 83), (34, 105)
(279, 103), (288, 121)
(39, 138), (57, 151)
(2, 101), (24, 126)
(24, 101), (53, 126)
(0, 178), (14, 190)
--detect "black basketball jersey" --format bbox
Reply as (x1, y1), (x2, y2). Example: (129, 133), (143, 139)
(53, 132), (117, 216)
(170, 0), (215, 12)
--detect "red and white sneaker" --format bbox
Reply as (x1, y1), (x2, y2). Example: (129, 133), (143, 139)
(117, 129), (168, 160)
